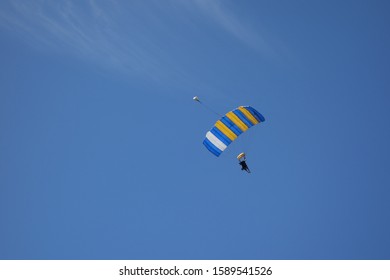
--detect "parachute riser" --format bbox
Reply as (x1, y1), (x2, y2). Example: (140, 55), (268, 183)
(193, 96), (222, 117)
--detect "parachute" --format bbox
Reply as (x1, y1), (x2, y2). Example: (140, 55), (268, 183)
(203, 106), (265, 156)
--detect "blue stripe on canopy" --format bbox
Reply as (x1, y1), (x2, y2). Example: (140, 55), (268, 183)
(233, 109), (254, 128)
(203, 138), (222, 156)
(210, 127), (232, 146)
(220, 116), (242, 136)
(244, 106), (265, 122)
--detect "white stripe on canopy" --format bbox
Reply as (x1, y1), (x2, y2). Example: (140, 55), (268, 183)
(205, 131), (227, 152)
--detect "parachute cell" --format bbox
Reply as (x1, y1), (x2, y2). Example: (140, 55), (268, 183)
(203, 106), (265, 156)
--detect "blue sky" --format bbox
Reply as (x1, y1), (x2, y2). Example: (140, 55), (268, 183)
(1, 0), (389, 259)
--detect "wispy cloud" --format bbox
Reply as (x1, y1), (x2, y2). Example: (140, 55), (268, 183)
(191, 0), (278, 58)
(0, 1), (179, 82)
(0, 0), (284, 88)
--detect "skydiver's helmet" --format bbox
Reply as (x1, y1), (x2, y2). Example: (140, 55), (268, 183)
(237, 152), (246, 162)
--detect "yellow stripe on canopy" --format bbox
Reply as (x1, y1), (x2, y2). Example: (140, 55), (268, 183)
(238, 106), (259, 125)
(226, 111), (249, 132)
(215, 120), (237, 141)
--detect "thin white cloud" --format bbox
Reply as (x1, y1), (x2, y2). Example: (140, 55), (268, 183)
(0, 0), (177, 83)
(191, 0), (277, 58)
(0, 0), (287, 89)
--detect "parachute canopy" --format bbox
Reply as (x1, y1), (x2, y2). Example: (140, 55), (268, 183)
(203, 106), (265, 157)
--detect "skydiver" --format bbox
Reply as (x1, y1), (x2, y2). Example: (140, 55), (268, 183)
(239, 160), (251, 173)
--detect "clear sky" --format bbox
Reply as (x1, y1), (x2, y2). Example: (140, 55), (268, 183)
(1, 0), (389, 260)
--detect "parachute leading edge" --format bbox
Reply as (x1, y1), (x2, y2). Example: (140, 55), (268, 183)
(203, 106), (265, 156)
